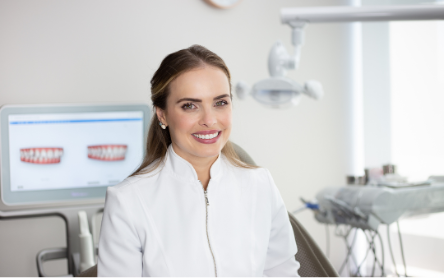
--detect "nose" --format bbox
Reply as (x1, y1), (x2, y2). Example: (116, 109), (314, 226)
(199, 106), (217, 128)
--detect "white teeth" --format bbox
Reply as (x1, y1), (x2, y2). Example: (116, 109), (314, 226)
(87, 145), (127, 161)
(193, 132), (219, 139)
(20, 148), (64, 164)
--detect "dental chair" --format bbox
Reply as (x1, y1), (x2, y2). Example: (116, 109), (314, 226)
(77, 143), (338, 277)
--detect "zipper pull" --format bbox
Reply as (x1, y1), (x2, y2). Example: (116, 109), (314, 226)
(205, 191), (210, 206)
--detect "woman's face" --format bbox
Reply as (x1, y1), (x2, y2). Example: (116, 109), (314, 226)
(157, 65), (232, 162)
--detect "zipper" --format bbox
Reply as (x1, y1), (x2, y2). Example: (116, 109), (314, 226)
(200, 181), (217, 277)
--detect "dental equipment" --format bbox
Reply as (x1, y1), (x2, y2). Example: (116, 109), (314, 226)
(277, 4), (444, 276)
(0, 103), (151, 276)
(314, 181), (444, 231)
(236, 4), (444, 108)
(280, 5), (444, 24)
(78, 211), (95, 272)
(313, 179), (444, 276)
(235, 22), (324, 108)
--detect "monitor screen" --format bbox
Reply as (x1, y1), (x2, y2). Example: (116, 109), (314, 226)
(0, 104), (150, 207)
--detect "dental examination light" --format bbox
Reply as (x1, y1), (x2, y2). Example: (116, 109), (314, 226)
(236, 4), (444, 108)
(236, 22), (324, 108)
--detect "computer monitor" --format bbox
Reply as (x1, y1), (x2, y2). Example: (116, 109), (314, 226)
(0, 103), (150, 210)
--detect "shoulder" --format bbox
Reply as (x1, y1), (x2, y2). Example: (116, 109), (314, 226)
(222, 157), (275, 192)
(104, 171), (163, 219)
(106, 165), (163, 198)
(222, 157), (271, 181)
(107, 176), (141, 194)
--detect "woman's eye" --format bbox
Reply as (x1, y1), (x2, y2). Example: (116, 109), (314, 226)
(182, 103), (196, 110)
(215, 100), (228, 107)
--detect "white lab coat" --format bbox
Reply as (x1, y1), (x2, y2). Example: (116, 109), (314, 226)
(98, 145), (300, 277)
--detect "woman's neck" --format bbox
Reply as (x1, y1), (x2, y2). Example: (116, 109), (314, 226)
(172, 144), (218, 191)
(194, 163), (212, 191)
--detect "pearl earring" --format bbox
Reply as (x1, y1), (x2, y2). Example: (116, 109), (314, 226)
(159, 121), (166, 129)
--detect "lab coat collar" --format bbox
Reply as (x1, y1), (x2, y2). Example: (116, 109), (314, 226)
(165, 144), (223, 183)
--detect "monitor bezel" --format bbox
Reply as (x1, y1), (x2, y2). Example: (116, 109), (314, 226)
(0, 103), (150, 212)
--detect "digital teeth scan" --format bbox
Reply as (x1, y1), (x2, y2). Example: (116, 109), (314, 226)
(20, 147), (64, 164)
(87, 145), (128, 161)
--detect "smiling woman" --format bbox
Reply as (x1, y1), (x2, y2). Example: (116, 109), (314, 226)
(97, 45), (300, 277)
(131, 45), (256, 187)
(156, 66), (233, 188)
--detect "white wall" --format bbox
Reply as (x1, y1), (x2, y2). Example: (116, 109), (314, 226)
(0, 0), (354, 275)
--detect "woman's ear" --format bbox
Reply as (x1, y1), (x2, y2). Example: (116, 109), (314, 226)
(156, 107), (167, 126)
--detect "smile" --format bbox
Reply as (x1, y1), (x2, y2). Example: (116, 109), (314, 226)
(191, 130), (222, 144)
(192, 131), (219, 140)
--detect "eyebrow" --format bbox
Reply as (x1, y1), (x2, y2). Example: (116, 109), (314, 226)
(176, 94), (230, 104)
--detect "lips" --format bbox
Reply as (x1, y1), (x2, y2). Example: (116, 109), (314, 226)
(87, 145), (127, 161)
(20, 147), (64, 164)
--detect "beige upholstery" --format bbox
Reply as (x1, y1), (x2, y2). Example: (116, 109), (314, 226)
(288, 213), (338, 277)
(77, 142), (338, 277)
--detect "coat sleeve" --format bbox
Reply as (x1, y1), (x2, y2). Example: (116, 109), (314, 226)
(98, 186), (143, 277)
(262, 169), (300, 277)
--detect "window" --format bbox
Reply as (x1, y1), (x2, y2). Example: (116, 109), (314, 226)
(389, 19), (444, 275)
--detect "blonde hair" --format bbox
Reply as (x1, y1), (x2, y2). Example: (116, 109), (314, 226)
(131, 45), (257, 176)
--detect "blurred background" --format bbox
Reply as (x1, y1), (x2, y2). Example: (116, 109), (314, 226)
(0, 0), (443, 276)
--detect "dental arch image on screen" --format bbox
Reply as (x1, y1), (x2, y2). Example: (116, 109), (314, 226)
(8, 111), (144, 192)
